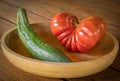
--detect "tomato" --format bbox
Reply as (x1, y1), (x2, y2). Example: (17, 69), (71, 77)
(50, 12), (106, 52)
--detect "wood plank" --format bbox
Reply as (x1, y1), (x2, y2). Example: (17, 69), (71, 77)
(0, 1), (49, 25)
(107, 24), (120, 41)
(106, 24), (120, 70)
(0, 18), (15, 38)
(1, 0), (63, 19)
(2, 0), (120, 40)
(38, 0), (120, 26)
(67, 68), (120, 81)
(2, 0), (120, 26)
(111, 49), (120, 71)
(1, 0), (120, 41)
(2, 0), (120, 35)
(77, 0), (120, 13)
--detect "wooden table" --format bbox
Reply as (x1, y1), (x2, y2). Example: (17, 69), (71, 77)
(0, 0), (120, 81)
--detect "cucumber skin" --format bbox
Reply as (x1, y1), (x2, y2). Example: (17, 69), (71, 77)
(17, 8), (71, 62)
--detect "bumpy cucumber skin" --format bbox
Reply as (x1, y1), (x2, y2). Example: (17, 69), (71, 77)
(17, 8), (71, 62)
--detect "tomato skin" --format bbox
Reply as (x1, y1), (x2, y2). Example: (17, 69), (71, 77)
(50, 13), (78, 35)
(50, 13), (106, 53)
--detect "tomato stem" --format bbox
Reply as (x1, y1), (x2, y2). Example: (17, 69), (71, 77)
(74, 22), (79, 28)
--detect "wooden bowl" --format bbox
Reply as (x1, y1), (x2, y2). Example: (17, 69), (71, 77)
(1, 23), (119, 78)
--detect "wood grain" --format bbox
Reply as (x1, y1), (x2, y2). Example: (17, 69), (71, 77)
(68, 68), (120, 81)
(0, 0), (120, 81)
(2, 0), (120, 25)
(0, 1), (49, 24)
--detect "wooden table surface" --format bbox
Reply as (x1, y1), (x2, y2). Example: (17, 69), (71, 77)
(0, 0), (120, 81)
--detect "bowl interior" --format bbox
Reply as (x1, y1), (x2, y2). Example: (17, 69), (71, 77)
(5, 23), (115, 62)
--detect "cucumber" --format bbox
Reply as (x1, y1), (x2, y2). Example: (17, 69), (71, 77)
(17, 8), (71, 62)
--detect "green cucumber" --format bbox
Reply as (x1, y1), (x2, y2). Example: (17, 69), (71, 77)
(17, 8), (71, 62)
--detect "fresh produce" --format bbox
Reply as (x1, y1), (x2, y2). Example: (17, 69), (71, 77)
(17, 8), (71, 62)
(50, 12), (106, 52)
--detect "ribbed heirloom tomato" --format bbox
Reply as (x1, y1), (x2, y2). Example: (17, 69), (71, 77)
(50, 12), (106, 53)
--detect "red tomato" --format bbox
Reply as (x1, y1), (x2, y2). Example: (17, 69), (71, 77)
(50, 12), (106, 52)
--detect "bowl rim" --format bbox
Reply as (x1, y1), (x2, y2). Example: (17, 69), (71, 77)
(1, 27), (119, 65)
